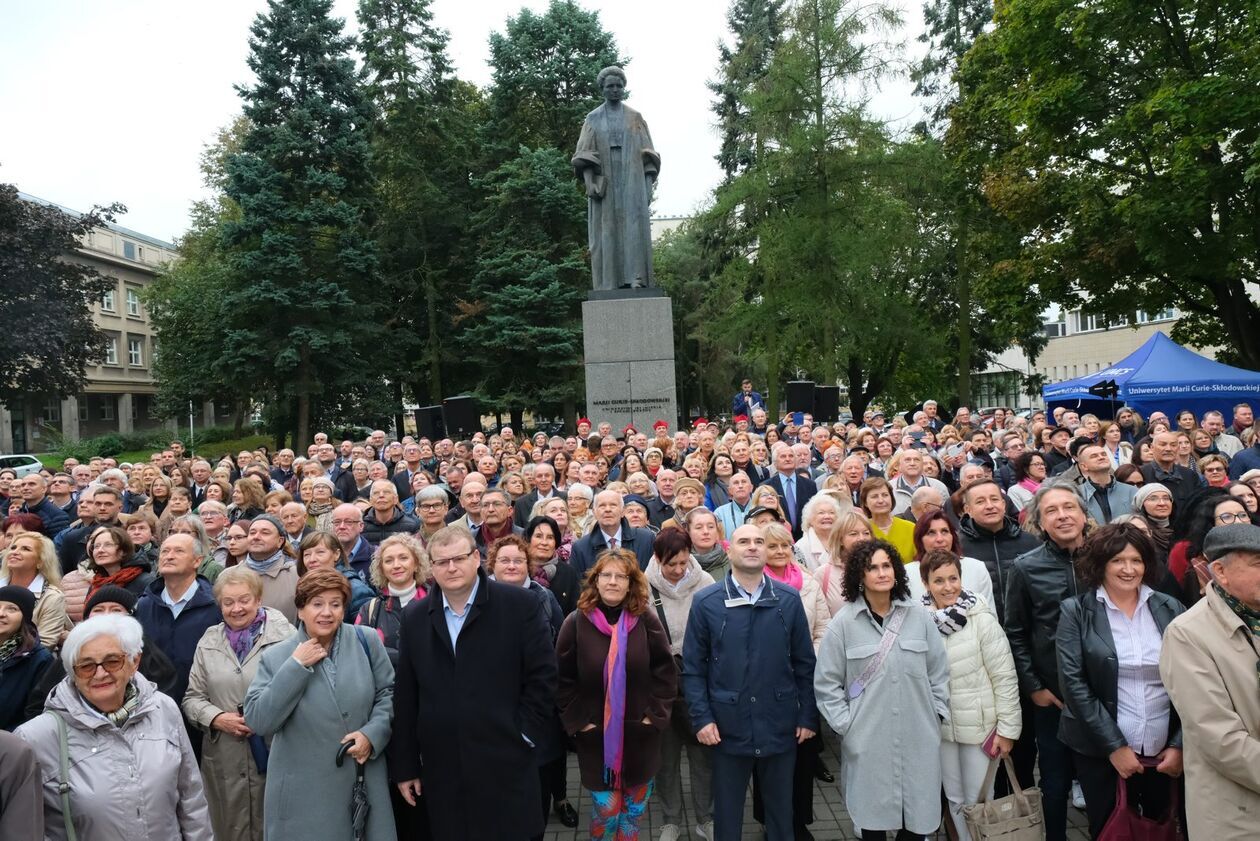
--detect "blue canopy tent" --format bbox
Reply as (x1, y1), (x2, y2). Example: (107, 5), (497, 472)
(1042, 332), (1260, 421)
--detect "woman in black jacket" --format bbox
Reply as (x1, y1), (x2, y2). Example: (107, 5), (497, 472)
(1056, 522), (1187, 839)
(354, 534), (430, 666)
(525, 516), (579, 615)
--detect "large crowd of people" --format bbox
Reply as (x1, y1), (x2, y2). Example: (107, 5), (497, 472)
(1, 398), (1259, 841)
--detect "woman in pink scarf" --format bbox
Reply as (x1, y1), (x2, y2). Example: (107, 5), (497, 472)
(556, 549), (677, 840)
(1005, 451), (1047, 515)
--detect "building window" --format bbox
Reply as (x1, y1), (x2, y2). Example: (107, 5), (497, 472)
(43, 400), (61, 424)
(79, 400), (89, 422)
(101, 289), (116, 312)
(100, 399), (115, 421)
(122, 240), (136, 260)
(126, 288), (141, 317)
(104, 338), (118, 365)
(131, 395), (141, 420)
(128, 339), (144, 366)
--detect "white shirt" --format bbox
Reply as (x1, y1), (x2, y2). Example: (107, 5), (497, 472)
(600, 526), (624, 549)
(1097, 585), (1171, 755)
(161, 578), (200, 620)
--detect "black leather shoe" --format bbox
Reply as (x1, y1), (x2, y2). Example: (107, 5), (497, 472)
(554, 800), (579, 828)
(814, 763), (834, 784)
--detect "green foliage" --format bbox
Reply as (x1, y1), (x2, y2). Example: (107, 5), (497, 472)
(358, 0), (482, 407)
(43, 426), (254, 464)
(956, 0), (1260, 367)
(709, 0), (787, 179)
(221, 0), (383, 446)
(0, 185), (123, 405)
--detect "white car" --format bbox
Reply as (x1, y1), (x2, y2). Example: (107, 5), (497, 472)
(0, 454), (45, 478)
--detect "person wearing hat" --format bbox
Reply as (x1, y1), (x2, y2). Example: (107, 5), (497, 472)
(652, 419), (670, 438)
(1043, 426), (1074, 475)
(621, 494), (657, 534)
(659, 477), (706, 532)
(240, 514), (299, 624)
(0, 586), (53, 731)
(1159, 522), (1260, 840)
(22, 585), (180, 721)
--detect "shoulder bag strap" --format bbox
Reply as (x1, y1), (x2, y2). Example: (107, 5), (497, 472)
(48, 711), (77, 841)
(354, 625), (372, 661)
(366, 596), (381, 628)
(649, 585), (672, 645)
(849, 604), (909, 697)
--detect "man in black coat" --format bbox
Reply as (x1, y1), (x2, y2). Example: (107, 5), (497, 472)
(512, 463), (565, 528)
(389, 525), (557, 841)
(1139, 430), (1205, 511)
(764, 443), (817, 540)
(568, 491), (656, 580)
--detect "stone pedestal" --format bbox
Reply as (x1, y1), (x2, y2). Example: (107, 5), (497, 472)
(583, 291), (678, 434)
(117, 394), (134, 434)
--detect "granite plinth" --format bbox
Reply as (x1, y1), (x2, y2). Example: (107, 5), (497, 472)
(582, 295), (678, 433)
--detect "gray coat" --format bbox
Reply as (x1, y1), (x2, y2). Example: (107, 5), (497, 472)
(16, 673), (213, 841)
(244, 622), (395, 841)
(182, 607), (296, 841)
(815, 598), (950, 836)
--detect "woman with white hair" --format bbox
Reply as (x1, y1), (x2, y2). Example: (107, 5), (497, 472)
(17, 614), (213, 840)
(796, 492), (849, 572)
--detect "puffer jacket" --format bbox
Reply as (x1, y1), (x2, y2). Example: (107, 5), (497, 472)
(361, 505), (420, 546)
(644, 557), (716, 656)
(933, 595), (1021, 744)
(1003, 538), (1084, 698)
(958, 514), (1039, 623)
(16, 673), (213, 841)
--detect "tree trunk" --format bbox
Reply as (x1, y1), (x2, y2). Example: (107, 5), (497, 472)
(956, 211), (973, 408)
(392, 381), (405, 441)
(232, 403), (245, 437)
(563, 397), (576, 433)
(296, 392), (311, 453)
(423, 271), (443, 401)
(510, 407), (524, 431)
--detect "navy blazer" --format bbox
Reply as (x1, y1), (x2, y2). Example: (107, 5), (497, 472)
(763, 472), (818, 539)
(1056, 588), (1185, 757)
(682, 574), (819, 757)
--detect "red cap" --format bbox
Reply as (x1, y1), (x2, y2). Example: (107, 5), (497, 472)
(692, 417), (708, 428)
(732, 414), (748, 423)
(577, 418), (591, 426)
(652, 420), (669, 430)
(623, 425), (638, 436)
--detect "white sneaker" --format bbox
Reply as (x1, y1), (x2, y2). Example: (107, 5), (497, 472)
(1072, 780), (1086, 809)
(658, 825), (680, 841)
(695, 820), (714, 840)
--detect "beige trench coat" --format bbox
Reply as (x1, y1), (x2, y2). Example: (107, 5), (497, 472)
(182, 608), (295, 841)
(1159, 584), (1260, 838)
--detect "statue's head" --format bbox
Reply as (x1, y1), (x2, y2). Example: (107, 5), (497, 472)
(597, 66), (626, 102)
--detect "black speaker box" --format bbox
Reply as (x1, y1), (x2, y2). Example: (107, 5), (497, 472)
(813, 385), (841, 423)
(414, 405), (444, 440)
(785, 381), (816, 414)
(442, 396), (480, 439)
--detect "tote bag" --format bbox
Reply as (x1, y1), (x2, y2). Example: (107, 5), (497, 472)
(961, 755), (1045, 840)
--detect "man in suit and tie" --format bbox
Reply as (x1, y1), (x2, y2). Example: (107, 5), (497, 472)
(188, 460), (214, 509)
(392, 442), (427, 500)
(389, 525), (557, 840)
(512, 463), (565, 527)
(766, 442), (817, 539)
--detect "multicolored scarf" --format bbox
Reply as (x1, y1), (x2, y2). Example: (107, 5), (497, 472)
(0, 635), (19, 663)
(225, 609), (267, 663)
(584, 607), (639, 788)
(922, 589), (978, 636)
(100, 681), (141, 728)
(764, 561), (804, 591)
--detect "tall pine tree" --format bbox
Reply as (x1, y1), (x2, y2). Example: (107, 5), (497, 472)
(358, 0), (482, 425)
(222, 0), (381, 447)
(462, 0), (625, 428)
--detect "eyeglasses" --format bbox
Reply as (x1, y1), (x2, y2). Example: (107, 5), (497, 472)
(482, 501), (509, 509)
(597, 572), (629, 583)
(431, 550), (476, 569)
(331, 519), (361, 527)
(73, 654), (129, 679)
(1216, 511), (1249, 525)
(418, 502), (447, 511)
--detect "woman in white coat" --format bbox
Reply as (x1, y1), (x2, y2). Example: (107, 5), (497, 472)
(815, 539), (950, 841)
(918, 550), (1021, 841)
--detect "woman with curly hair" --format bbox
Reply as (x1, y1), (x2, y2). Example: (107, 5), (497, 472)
(814, 539), (950, 841)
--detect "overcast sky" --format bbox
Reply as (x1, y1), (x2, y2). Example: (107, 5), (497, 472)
(1, 0), (924, 242)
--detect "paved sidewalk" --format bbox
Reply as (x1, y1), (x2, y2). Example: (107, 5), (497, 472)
(542, 734), (1090, 840)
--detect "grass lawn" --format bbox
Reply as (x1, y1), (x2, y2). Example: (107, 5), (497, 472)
(39, 434), (274, 471)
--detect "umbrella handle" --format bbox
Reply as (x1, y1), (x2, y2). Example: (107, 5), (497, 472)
(336, 741), (352, 768)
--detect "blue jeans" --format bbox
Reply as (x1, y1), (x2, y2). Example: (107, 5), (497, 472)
(1032, 703), (1074, 841)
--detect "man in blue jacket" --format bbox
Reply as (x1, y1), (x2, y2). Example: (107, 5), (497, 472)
(13, 475), (70, 537)
(134, 532), (222, 757)
(569, 491), (655, 580)
(683, 523), (818, 841)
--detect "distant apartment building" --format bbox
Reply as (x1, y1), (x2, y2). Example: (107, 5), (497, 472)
(973, 305), (1183, 410)
(0, 194), (186, 454)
